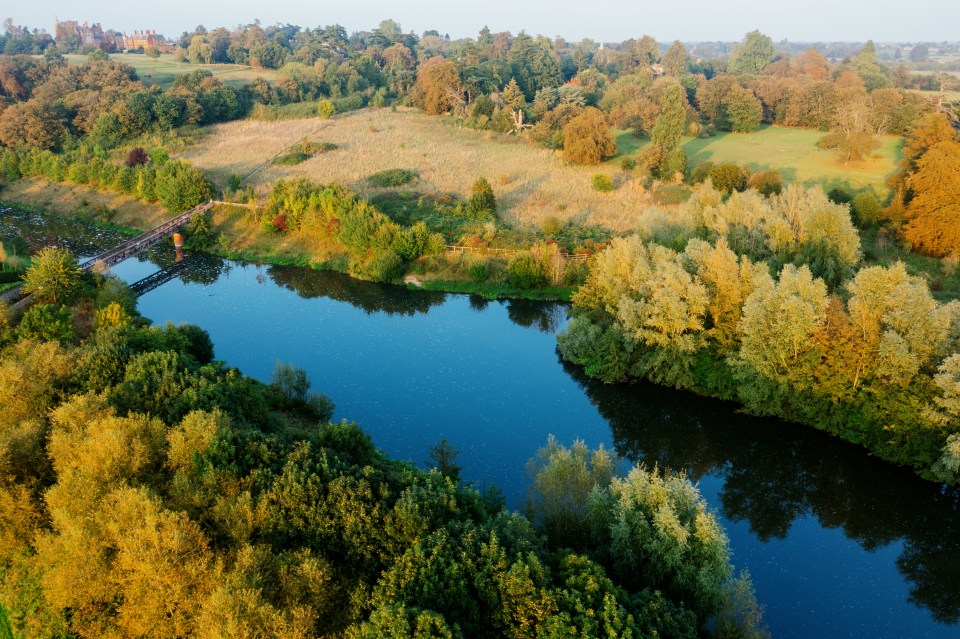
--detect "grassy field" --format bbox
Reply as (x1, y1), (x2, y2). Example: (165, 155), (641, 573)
(609, 125), (903, 194)
(64, 53), (280, 90)
(179, 108), (661, 232)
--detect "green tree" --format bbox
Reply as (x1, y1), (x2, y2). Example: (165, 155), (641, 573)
(651, 83), (687, 178)
(467, 177), (496, 217)
(154, 161), (212, 212)
(589, 463), (734, 617)
(725, 86), (763, 132)
(526, 437), (615, 549)
(729, 30), (774, 75)
(15, 304), (75, 343)
(661, 40), (690, 76)
(426, 438), (461, 483)
(21, 246), (82, 305)
(849, 41), (891, 91)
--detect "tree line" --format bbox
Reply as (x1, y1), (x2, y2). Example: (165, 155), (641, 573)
(557, 177), (960, 483)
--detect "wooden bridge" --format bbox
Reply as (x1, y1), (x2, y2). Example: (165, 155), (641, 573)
(4, 201), (213, 311)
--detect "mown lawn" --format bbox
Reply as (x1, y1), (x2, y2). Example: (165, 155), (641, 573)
(64, 53), (280, 89)
(610, 125), (903, 194)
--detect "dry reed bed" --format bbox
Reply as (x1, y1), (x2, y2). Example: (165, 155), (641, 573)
(178, 109), (656, 233)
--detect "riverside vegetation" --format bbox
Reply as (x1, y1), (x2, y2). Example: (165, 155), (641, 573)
(0, 249), (767, 639)
(0, 18), (959, 516)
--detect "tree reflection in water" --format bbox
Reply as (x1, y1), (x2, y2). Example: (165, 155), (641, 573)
(561, 360), (960, 625)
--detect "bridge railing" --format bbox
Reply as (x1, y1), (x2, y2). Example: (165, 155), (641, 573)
(80, 201), (213, 271)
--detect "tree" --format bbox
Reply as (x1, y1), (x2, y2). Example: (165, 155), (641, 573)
(526, 437), (615, 549)
(910, 44), (930, 62)
(902, 141), (960, 256)
(467, 177), (496, 216)
(725, 86), (763, 132)
(154, 161), (212, 211)
(848, 41), (891, 91)
(188, 35), (213, 64)
(427, 438), (461, 483)
(416, 56), (463, 115)
(21, 246), (82, 305)
(729, 30), (774, 75)
(818, 100), (881, 162)
(738, 264), (829, 387)
(562, 107), (616, 164)
(15, 304), (75, 343)
(650, 83), (686, 177)
(661, 40), (689, 76)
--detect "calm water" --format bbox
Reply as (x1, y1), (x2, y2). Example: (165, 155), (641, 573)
(3, 207), (960, 639)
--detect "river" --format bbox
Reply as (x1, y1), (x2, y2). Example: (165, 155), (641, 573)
(2, 206), (959, 639)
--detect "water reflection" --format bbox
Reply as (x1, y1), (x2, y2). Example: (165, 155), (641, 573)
(505, 299), (565, 334)
(267, 265), (446, 316)
(563, 361), (960, 624)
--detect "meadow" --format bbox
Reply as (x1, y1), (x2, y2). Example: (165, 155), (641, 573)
(180, 110), (903, 232)
(610, 125), (903, 194)
(63, 53), (281, 89)
(179, 108), (664, 232)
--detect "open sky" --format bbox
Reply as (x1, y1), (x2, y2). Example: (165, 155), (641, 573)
(10, 0), (958, 43)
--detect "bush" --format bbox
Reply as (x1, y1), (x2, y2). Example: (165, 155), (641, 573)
(709, 162), (750, 193)
(226, 173), (243, 191)
(367, 169), (419, 188)
(592, 174), (614, 192)
(852, 191), (883, 227)
(747, 169), (783, 196)
(507, 253), (548, 289)
(272, 151), (310, 166)
(316, 99), (335, 119)
(16, 304), (75, 343)
(467, 177), (496, 217)
(468, 262), (489, 283)
(154, 161), (212, 211)
(620, 157), (637, 171)
(125, 147), (149, 168)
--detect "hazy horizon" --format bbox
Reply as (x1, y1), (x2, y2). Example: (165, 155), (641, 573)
(7, 0), (959, 44)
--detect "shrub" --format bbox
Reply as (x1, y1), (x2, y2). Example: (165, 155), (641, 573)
(541, 216), (564, 235)
(125, 147), (149, 168)
(620, 157), (637, 171)
(272, 151), (310, 166)
(226, 174), (243, 191)
(507, 253), (548, 289)
(367, 169), (419, 188)
(154, 161), (212, 212)
(16, 304), (75, 343)
(747, 169), (783, 196)
(467, 177), (496, 217)
(468, 262), (489, 283)
(317, 99), (335, 119)
(709, 162), (750, 193)
(852, 191), (883, 227)
(592, 174), (614, 192)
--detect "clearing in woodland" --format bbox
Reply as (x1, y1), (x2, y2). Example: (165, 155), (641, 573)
(611, 125), (903, 194)
(179, 108), (664, 232)
(179, 110), (902, 233)
(64, 53), (281, 90)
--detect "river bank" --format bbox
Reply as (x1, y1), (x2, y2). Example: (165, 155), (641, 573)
(0, 178), (574, 301)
